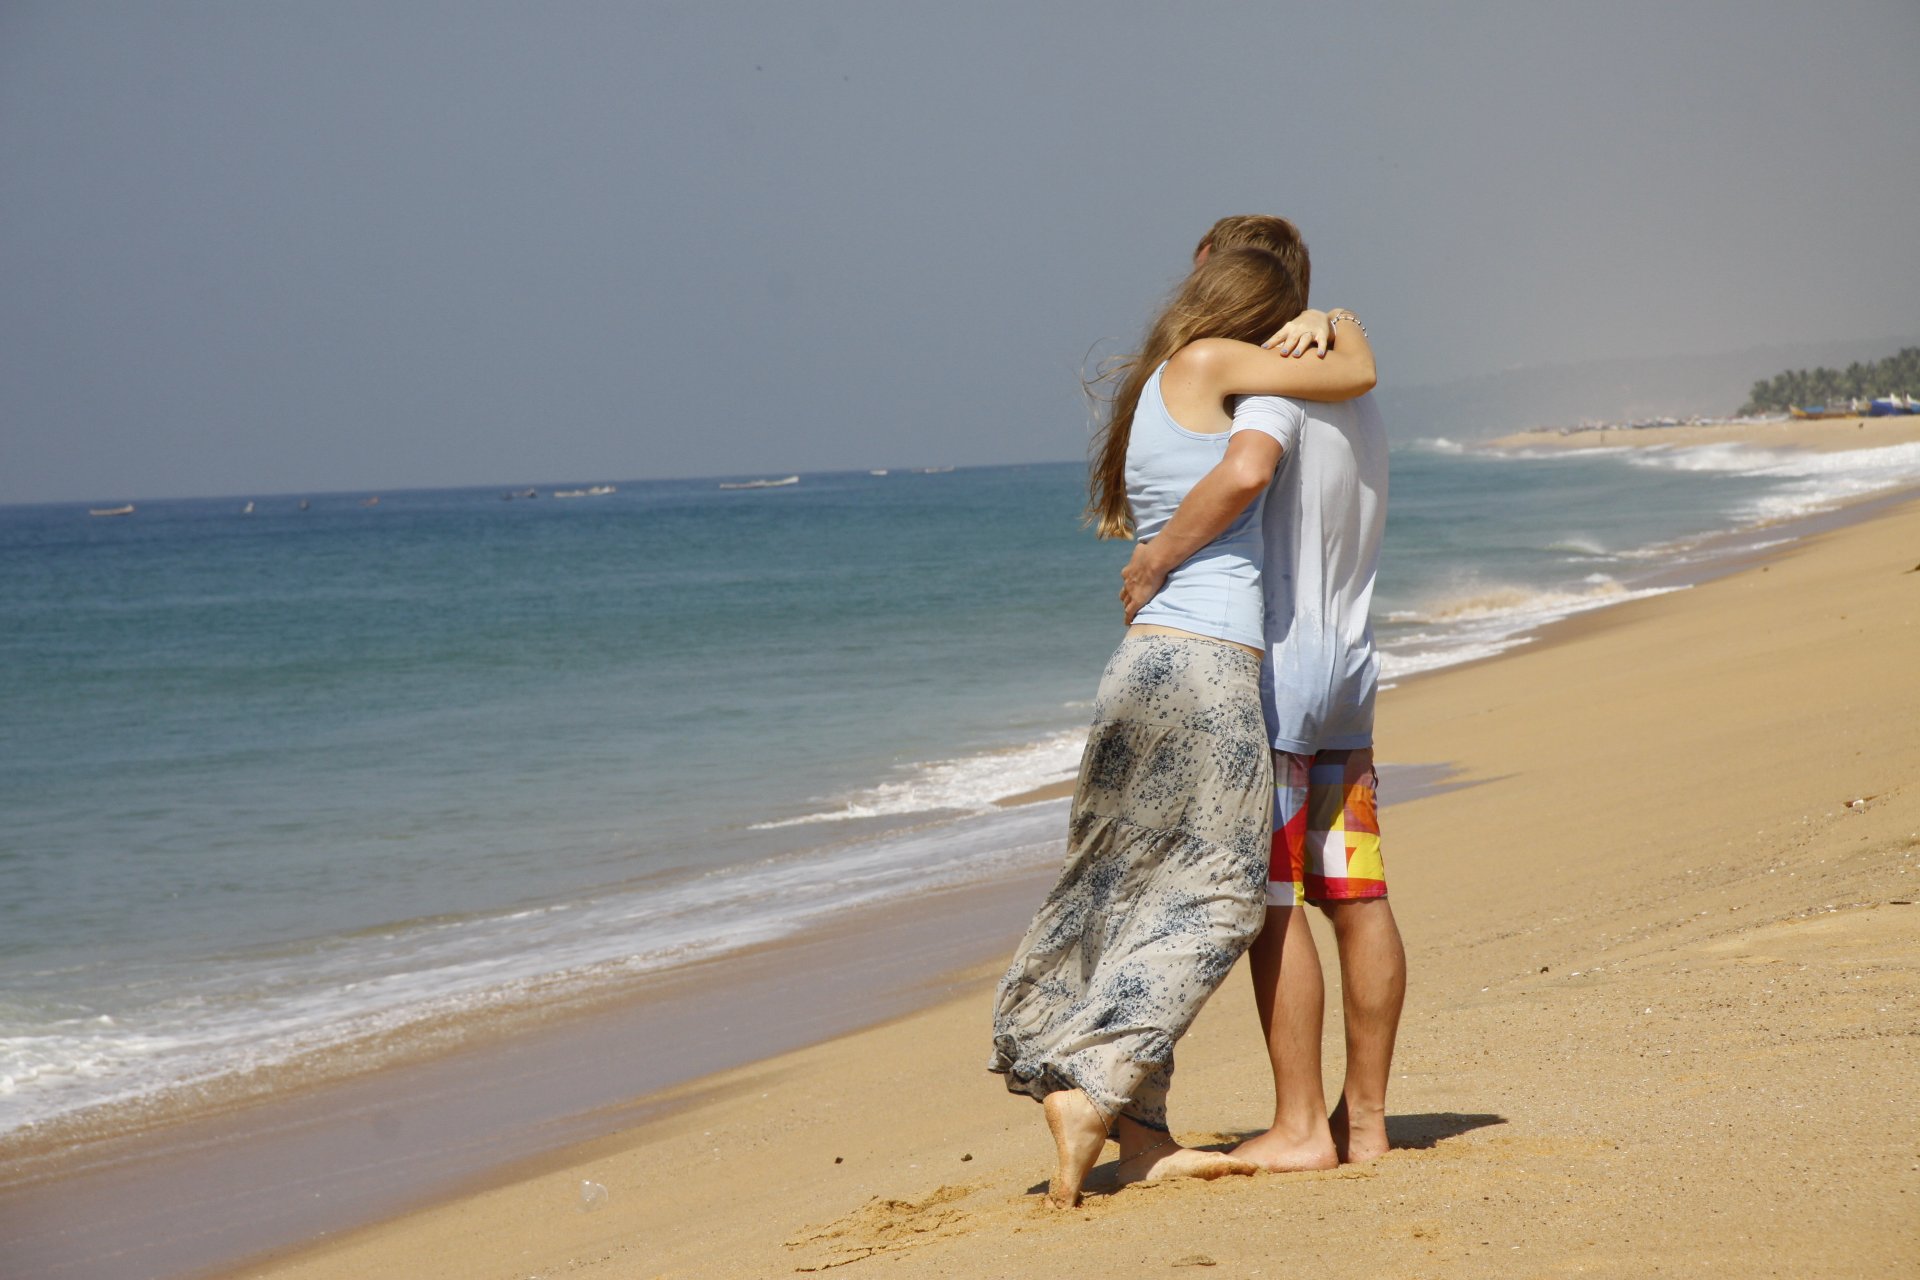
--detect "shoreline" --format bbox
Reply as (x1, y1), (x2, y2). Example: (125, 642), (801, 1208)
(6, 434), (1919, 1277)
(0, 868), (1061, 1279)
(0, 761), (1474, 1280)
(211, 483), (1920, 1279)
(1486, 412), (1920, 453)
(11, 417), (1912, 1155)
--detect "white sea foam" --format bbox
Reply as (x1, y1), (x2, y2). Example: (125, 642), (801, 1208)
(1625, 440), (1920, 522)
(2, 716), (1096, 1136)
(1, 798), (1073, 1137)
(748, 729), (1087, 828)
(1543, 534), (1613, 558)
(1379, 576), (1682, 679)
(1477, 444), (1637, 462)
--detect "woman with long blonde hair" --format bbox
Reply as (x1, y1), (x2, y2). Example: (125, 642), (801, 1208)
(989, 244), (1375, 1206)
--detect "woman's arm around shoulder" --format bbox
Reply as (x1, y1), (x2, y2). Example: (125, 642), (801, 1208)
(1165, 317), (1376, 404)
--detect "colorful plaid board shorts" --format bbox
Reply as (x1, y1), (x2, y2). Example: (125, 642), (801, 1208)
(1268, 747), (1387, 907)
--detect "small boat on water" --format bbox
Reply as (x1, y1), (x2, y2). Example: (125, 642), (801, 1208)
(88, 504), (135, 517)
(553, 484), (617, 498)
(718, 475), (799, 490)
(243, 501), (255, 514)
(869, 469), (889, 476)
(914, 465), (956, 474)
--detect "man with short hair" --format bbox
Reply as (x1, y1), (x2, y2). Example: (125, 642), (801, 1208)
(1193, 215), (1311, 304)
(1119, 217), (1406, 1168)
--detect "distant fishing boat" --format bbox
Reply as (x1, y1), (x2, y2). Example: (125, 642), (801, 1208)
(553, 484), (617, 498)
(1788, 404), (1855, 420)
(243, 501), (255, 514)
(1868, 395), (1920, 417)
(869, 469), (889, 476)
(718, 475), (799, 490)
(88, 504), (135, 517)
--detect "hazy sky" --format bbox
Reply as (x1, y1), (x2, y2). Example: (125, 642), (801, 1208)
(4, 1), (1917, 502)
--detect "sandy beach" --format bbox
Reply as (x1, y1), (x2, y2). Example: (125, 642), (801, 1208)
(1489, 413), (1920, 454)
(177, 471), (1920, 1277)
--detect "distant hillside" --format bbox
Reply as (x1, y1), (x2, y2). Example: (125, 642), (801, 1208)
(1373, 337), (1920, 441)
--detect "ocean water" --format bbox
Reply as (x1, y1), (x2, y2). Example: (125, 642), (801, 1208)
(5, 438), (1920, 1138)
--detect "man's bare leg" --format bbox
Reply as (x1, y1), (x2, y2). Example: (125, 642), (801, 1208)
(1113, 1114), (1257, 1186)
(1230, 906), (1338, 1171)
(1321, 898), (1405, 1163)
(1042, 1089), (1109, 1208)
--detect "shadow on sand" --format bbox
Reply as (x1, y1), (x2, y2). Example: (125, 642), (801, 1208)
(1210, 1111), (1508, 1154)
(1382, 1111), (1508, 1149)
(1213, 1113), (1512, 1151)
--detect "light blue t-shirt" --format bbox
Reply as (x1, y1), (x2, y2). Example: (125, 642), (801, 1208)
(1127, 366), (1305, 649)
(1247, 392), (1389, 753)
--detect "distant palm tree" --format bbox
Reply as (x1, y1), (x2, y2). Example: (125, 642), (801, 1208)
(1740, 347), (1920, 412)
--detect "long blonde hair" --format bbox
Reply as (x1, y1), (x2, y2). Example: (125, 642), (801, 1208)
(1087, 247), (1306, 539)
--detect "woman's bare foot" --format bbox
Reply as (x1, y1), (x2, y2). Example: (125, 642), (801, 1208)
(1116, 1143), (1257, 1186)
(1328, 1097), (1390, 1164)
(1042, 1089), (1109, 1208)
(1115, 1115), (1257, 1186)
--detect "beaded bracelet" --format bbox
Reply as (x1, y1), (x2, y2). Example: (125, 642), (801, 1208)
(1328, 309), (1368, 336)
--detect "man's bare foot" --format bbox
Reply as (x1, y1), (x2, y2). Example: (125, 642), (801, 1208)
(1042, 1089), (1109, 1208)
(1230, 1125), (1338, 1172)
(1328, 1098), (1390, 1164)
(1115, 1142), (1257, 1186)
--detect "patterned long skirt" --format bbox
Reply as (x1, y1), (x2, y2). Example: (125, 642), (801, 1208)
(988, 633), (1272, 1130)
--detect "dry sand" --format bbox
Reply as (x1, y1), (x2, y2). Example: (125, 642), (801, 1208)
(1489, 414), (1920, 453)
(225, 495), (1920, 1279)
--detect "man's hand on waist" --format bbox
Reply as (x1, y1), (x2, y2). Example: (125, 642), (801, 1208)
(1120, 539), (1174, 624)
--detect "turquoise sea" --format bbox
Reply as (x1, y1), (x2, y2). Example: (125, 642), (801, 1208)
(6, 436), (1920, 1137)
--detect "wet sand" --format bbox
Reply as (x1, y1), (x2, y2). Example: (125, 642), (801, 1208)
(190, 490), (1920, 1278)
(0, 869), (1062, 1280)
(0, 765), (1459, 1280)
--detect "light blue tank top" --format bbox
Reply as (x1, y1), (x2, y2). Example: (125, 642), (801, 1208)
(1125, 365), (1268, 648)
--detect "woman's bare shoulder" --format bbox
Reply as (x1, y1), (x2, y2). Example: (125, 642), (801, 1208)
(1165, 337), (1261, 381)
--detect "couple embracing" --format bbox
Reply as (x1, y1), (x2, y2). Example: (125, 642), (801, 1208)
(988, 216), (1407, 1207)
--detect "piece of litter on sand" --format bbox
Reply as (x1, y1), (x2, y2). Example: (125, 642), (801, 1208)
(579, 1180), (608, 1212)
(961, 1153), (973, 1162)
(1172, 1256), (1217, 1268)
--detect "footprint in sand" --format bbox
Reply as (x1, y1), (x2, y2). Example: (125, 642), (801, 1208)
(786, 1184), (977, 1271)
